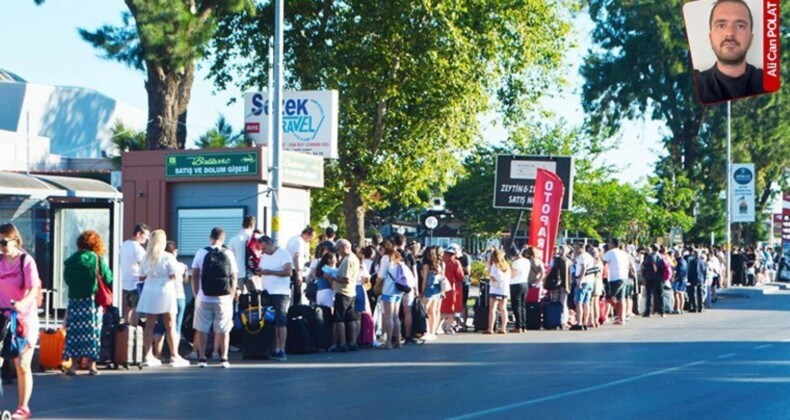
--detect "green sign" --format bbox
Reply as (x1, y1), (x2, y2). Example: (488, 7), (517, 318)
(165, 152), (259, 178)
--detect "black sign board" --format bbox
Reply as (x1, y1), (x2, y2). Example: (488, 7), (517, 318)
(493, 155), (574, 210)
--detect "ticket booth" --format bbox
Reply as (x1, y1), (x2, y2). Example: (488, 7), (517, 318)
(121, 146), (323, 259)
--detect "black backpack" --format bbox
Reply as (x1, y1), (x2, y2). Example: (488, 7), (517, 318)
(544, 257), (564, 290)
(201, 247), (233, 296)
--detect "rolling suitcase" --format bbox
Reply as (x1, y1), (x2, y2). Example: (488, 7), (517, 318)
(314, 305), (333, 351)
(99, 306), (120, 367)
(474, 280), (491, 332)
(114, 324), (144, 369)
(525, 302), (542, 330)
(242, 322), (275, 359)
(411, 299), (428, 336)
(543, 290), (563, 330)
(38, 290), (66, 371)
(286, 315), (317, 354)
(358, 312), (374, 347)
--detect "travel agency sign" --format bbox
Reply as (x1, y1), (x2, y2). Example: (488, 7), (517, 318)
(244, 90), (339, 159)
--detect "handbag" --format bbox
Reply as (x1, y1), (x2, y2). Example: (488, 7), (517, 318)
(95, 254), (113, 307)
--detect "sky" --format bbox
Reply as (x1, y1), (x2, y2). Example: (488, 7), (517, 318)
(1, 0), (666, 184)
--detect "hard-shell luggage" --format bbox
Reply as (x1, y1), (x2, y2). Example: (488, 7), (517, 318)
(99, 306), (120, 366)
(38, 290), (66, 371)
(525, 303), (542, 330)
(661, 286), (674, 314)
(542, 290), (563, 330)
(474, 280), (491, 332)
(358, 312), (374, 348)
(314, 305), (333, 351)
(114, 324), (144, 369)
(288, 305), (317, 330)
(526, 286), (542, 304)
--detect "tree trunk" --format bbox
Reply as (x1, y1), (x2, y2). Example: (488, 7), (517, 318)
(343, 185), (366, 247)
(176, 63), (195, 149)
(144, 62), (196, 150)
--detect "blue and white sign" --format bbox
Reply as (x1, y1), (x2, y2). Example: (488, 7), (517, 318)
(732, 163), (755, 223)
(244, 90), (339, 159)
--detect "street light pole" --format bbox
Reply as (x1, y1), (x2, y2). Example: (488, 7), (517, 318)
(271, 0), (284, 246)
(726, 100), (732, 287)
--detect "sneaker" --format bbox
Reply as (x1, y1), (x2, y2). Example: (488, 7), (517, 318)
(423, 333), (437, 341)
(11, 406), (30, 420)
(171, 358), (190, 368)
(404, 337), (418, 345)
(271, 351), (288, 361)
(144, 358), (162, 368)
(348, 344), (359, 352)
(220, 359), (231, 369)
(186, 351), (199, 361)
(372, 340), (383, 348)
(198, 359), (208, 368)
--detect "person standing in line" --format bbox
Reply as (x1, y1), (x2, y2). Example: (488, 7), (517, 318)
(192, 228), (238, 368)
(420, 246), (445, 340)
(588, 246), (605, 328)
(485, 248), (511, 335)
(120, 223), (150, 325)
(509, 248), (530, 333)
(603, 239), (630, 325)
(255, 235), (293, 361)
(454, 243), (473, 331)
(687, 249), (708, 313)
(136, 230), (190, 368)
(440, 246), (465, 334)
(707, 248), (722, 304)
(153, 241), (189, 359)
(63, 230), (113, 376)
(393, 234), (418, 344)
(327, 239), (361, 352)
(227, 215), (256, 293)
(377, 247), (411, 349)
(641, 245), (664, 317)
(285, 226), (315, 307)
(0, 223), (42, 420)
(672, 250), (689, 315)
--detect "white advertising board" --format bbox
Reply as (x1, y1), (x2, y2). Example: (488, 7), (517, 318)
(244, 90), (338, 159)
(732, 163), (755, 223)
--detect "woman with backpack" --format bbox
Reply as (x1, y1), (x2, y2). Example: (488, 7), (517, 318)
(0, 223), (42, 419)
(63, 230), (113, 376)
(420, 247), (445, 340)
(136, 230), (190, 368)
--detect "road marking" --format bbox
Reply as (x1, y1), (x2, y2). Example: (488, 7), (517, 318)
(754, 344), (773, 350)
(470, 349), (498, 355)
(448, 360), (707, 419)
(717, 353), (736, 359)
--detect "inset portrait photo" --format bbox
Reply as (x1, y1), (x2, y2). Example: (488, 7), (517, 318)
(683, 0), (781, 105)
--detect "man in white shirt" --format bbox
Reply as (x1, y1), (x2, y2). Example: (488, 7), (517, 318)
(191, 227), (238, 368)
(603, 238), (631, 325)
(226, 215), (256, 292)
(285, 225), (315, 306)
(120, 223), (150, 324)
(256, 235), (294, 361)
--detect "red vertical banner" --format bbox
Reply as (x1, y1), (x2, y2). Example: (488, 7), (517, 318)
(782, 193), (790, 252)
(763, 0), (781, 92)
(528, 168), (566, 268)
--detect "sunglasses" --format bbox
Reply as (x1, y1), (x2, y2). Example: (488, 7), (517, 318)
(0, 238), (16, 247)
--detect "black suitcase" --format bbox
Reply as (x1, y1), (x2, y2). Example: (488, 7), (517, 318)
(288, 305), (317, 330)
(314, 305), (333, 351)
(286, 316), (317, 354)
(242, 322), (276, 359)
(526, 302), (542, 330)
(99, 306), (121, 366)
(412, 298), (428, 336)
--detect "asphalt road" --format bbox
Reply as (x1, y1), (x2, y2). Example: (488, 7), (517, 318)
(6, 286), (790, 419)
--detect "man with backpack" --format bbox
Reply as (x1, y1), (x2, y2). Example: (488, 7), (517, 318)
(641, 245), (664, 317)
(227, 215), (256, 292)
(191, 227), (238, 368)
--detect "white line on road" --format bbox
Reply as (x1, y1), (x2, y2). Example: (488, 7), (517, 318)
(447, 360), (707, 420)
(754, 344), (773, 350)
(717, 353), (737, 359)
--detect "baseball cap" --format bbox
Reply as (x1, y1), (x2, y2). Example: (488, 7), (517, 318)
(444, 246), (456, 255)
(450, 243), (462, 254)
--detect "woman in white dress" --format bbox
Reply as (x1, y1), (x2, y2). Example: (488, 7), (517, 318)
(136, 230), (189, 367)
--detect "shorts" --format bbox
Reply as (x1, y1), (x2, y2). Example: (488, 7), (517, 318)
(673, 280), (688, 293)
(490, 294), (507, 301)
(123, 289), (140, 311)
(592, 278), (604, 297)
(380, 294), (402, 304)
(402, 291), (415, 307)
(625, 279), (635, 297)
(354, 284), (367, 312)
(193, 300), (234, 334)
(424, 282), (442, 300)
(270, 294), (290, 327)
(574, 283), (593, 304)
(606, 280), (626, 301)
(316, 289), (334, 308)
(334, 294), (360, 323)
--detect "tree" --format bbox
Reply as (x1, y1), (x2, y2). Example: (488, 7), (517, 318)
(196, 115), (250, 149)
(36, 0), (253, 150)
(209, 0), (576, 246)
(108, 121), (146, 169)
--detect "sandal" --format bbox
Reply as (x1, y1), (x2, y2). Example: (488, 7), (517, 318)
(482, 330), (493, 335)
(12, 406), (30, 419)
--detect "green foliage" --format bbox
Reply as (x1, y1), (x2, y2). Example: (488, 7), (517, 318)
(195, 115), (249, 149)
(108, 121), (146, 169)
(470, 260), (488, 284)
(209, 0), (576, 243)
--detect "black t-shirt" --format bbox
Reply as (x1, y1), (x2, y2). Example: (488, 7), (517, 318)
(397, 248), (417, 272)
(694, 63), (764, 104)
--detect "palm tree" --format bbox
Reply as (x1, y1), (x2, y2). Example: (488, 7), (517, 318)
(196, 115), (250, 148)
(109, 121), (146, 168)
